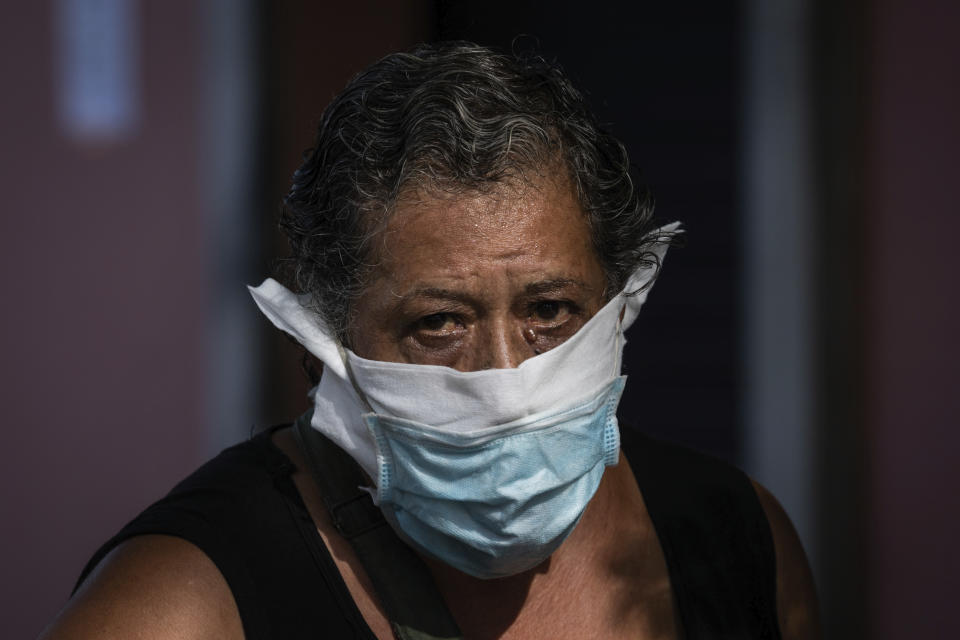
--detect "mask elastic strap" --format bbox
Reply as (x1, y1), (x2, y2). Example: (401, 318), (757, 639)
(337, 342), (376, 414)
(614, 300), (626, 375)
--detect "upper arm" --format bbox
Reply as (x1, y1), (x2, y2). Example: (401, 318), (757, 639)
(751, 480), (822, 640)
(39, 535), (244, 640)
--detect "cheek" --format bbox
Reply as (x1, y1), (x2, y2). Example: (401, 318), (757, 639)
(345, 300), (395, 361)
(346, 327), (394, 361)
(398, 334), (477, 370)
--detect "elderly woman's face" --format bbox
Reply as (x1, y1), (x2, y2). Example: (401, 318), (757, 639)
(348, 172), (608, 371)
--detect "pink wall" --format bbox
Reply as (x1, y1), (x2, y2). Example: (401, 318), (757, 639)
(0, 3), (207, 636)
(866, 0), (960, 636)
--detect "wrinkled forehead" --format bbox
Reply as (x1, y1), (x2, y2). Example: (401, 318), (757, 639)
(362, 167), (596, 278)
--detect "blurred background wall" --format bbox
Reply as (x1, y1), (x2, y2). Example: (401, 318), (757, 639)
(1, 1), (957, 638)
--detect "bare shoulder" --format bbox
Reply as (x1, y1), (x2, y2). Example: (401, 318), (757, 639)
(39, 535), (243, 640)
(750, 480), (822, 640)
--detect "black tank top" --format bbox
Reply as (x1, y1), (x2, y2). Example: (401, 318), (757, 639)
(76, 425), (780, 639)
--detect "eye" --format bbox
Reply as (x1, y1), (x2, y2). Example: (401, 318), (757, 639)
(532, 301), (562, 321)
(528, 300), (575, 326)
(416, 313), (460, 334)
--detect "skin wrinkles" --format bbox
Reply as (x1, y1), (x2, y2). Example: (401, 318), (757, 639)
(348, 171), (608, 371)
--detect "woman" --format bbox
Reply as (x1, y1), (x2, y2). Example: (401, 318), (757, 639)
(42, 42), (819, 639)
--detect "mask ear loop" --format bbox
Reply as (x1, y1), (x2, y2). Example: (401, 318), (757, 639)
(337, 342), (376, 414)
(614, 297), (626, 377)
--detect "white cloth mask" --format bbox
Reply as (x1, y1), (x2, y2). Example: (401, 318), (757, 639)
(248, 221), (680, 482)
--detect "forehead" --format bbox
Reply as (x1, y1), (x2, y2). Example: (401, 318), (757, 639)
(368, 172), (599, 287)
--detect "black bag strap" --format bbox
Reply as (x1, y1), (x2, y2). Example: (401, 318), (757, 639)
(292, 412), (464, 640)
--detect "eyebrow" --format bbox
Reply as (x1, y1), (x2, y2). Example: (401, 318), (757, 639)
(395, 287), (478, 306)
(395, 277), (595, 306)
(522, 277), (594, 297)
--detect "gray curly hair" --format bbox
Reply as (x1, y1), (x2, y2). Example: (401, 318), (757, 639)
(280, 41), (662, 342)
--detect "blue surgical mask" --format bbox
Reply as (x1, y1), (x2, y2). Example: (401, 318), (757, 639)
(366, 376), (626, 579)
